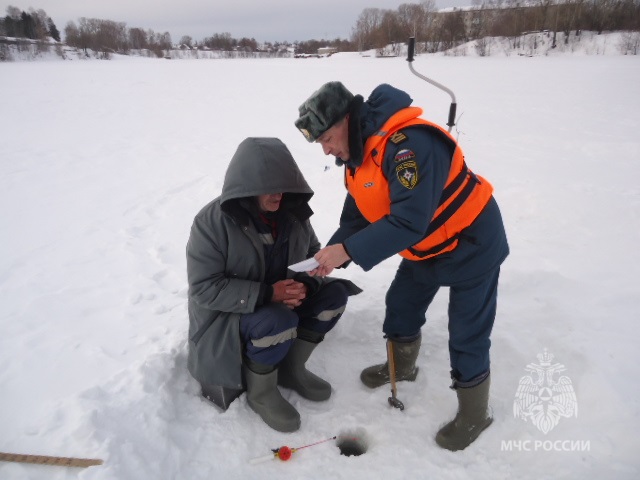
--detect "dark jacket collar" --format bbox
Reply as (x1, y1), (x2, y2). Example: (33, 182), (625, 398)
(226, 196), (313, 228)
(336, 84), (413, 169)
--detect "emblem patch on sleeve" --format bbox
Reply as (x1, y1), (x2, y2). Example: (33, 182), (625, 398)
(396, 161), (419, 189)
(394, 149), (416, 162)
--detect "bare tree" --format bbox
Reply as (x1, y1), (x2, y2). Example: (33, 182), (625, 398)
(351, 8), (383, 51)
(158, 32), (172, 50)
(440, 8), (467, 50)
(29, 8), (49, 40)
(398, 3), (425, 38)
(64, 21), (80, 47)
(238, 37), (258, 52)
(584, 0), (616, 33)
(63, 17), (129, 56)
(552, 0), (586, 45)
(532, 0), (554, 32)
(378, 9), (403, 51)
(129, 28), (148, 50)
(204, 32), (234, 50)
(620, 0), (640, 30)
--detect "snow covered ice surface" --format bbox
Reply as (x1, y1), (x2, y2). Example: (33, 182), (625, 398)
(1, 38), (640, 479)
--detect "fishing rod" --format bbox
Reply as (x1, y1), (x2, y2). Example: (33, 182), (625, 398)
(406, 37), (457, 132)
(249, 436), (337, 464)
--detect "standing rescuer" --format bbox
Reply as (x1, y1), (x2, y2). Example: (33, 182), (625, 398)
(294, 82), (509, 451)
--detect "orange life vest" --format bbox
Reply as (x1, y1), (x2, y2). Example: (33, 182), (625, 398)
(345, 107), (493, 261)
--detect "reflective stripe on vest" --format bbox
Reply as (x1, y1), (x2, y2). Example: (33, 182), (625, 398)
(345, 107), (494, 261)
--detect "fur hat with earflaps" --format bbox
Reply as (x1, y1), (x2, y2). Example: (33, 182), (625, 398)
(295, 81), (354, 142)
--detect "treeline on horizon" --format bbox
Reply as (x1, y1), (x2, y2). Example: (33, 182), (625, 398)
(0, 5), (60, 42)
(353, 0), (639, 53)
(1, 0), (639, 56)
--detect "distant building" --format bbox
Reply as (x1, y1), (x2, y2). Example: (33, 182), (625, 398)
(317, 46), (337, 56)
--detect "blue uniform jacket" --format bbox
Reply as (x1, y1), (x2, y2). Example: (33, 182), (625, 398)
(328, 84), (508, 284)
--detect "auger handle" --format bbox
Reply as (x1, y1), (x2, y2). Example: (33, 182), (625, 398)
(447, 103), (457, 129)
(406, 37), (458, 132)
(407, 37), (415, 63)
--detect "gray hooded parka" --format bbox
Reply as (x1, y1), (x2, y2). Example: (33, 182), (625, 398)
(186, 138), (358, 389)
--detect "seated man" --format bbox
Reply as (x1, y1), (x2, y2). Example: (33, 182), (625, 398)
(186, 137), (361, 432)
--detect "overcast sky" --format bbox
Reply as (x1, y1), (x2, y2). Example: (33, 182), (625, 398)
(2, 0), (473, 43)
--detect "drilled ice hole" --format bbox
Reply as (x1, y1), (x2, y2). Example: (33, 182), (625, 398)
(336, 428), (369, 456)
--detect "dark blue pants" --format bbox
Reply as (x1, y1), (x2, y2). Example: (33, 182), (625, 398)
(240, 282), (349, 366)
(384, 261), (500, 383)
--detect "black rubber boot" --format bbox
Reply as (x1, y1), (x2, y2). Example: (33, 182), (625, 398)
(278, 338), (331, 401)
(244, 362), (300, 433)
(436, 373), (493, 451)
(360, 334), (421, 389)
